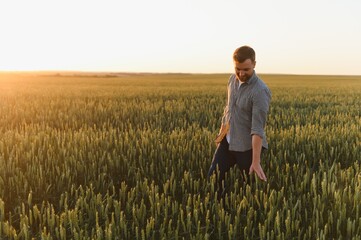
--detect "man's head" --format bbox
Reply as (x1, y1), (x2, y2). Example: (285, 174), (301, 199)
(233, 46), (256, 82)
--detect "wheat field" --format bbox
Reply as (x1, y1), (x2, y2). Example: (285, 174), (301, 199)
(0, 72), (360, 239)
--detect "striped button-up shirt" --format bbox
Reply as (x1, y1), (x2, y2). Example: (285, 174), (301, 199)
(222, 71), (271, 152)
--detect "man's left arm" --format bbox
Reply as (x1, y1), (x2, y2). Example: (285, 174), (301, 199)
(249, 88), (271, 181)
(249, 134), (267, 181)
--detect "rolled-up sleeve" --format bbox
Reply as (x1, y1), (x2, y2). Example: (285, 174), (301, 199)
(251, 88), (271, 138)
(221, 76), (233, 125)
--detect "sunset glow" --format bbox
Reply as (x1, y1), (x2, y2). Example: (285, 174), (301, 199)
(1, 0), (361, 75)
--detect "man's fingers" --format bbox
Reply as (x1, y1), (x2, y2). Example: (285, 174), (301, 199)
(259, 172), (267, 182)
(257, 170), (267, 182)
(249, 166), (267, 182)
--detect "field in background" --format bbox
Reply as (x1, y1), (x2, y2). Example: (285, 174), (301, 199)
(0, 72), (360, 239)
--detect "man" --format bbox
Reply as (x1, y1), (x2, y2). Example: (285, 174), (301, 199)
(208, 45), (271, 198)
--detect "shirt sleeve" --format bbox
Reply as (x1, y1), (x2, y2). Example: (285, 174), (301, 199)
(251, 88), (271, 138)
(221, 75), (234, 125)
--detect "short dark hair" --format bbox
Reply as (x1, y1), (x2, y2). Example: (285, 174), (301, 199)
(233, 46), (256, 63)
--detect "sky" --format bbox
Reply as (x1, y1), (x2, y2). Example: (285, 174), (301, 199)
(0, 0), (361, 75)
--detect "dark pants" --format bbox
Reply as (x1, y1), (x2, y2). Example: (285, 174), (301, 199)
(208, 137), (253, 198)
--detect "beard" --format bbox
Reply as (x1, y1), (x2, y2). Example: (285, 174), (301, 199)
(237, 73), (251, 82)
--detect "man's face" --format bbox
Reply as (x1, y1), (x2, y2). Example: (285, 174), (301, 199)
(234, 59), (256, 82)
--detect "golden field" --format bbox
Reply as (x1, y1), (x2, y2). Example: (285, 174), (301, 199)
(0, 72), (360, 239)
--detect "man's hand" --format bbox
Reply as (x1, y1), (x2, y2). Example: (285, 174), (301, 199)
(214, 123), (229, 145)
(249, 162), (267, 181)
(250, 134), (267, 181)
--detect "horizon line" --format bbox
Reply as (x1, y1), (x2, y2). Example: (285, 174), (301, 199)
(0, 70), (361, 77)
